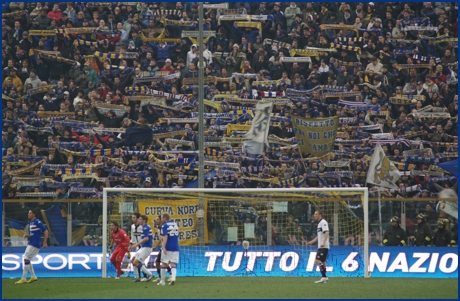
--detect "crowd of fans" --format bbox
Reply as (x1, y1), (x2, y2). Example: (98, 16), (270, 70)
(2, 2), (458, 245)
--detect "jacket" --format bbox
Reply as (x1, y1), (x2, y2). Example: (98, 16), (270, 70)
(414, 221), (433, 246)
(383, 225), (408, 246)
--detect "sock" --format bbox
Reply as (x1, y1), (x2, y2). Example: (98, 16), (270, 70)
(138, 266), (142, 277)
(319, 263), (327, 278)
(29, 264), (36, 278)
(160, 267), (167, 282)
(133, 264), (139, 278)
(170, 266), (176, 280)
(139, 263), (152, 276)
(167, 266), (172, 273)
(22, 262), (30, 280)
(157, 266), (161, 278)
(116, 261), (122, 277)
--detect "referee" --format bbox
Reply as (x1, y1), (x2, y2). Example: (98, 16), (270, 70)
(130, 213), (144, 279)
(306, 211), (330, 284)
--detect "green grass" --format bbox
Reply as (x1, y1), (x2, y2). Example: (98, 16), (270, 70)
(2, 277), (458, 299)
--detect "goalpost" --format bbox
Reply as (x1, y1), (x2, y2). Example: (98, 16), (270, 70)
(102, 187), (369, 278)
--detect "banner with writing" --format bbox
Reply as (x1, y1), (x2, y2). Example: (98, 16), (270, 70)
(292, 116), (339, 157)
(138, 199), (208, 246)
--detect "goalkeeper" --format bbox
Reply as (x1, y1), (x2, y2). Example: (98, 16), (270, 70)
(109, 221), (131, 279)
(152, 215), (172, 283)
(382, 216), (408, 246)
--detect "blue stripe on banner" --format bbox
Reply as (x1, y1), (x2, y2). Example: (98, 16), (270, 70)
(0, 246), (457, 278)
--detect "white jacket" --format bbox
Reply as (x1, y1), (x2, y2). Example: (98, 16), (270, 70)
(186, 44), (197, 68)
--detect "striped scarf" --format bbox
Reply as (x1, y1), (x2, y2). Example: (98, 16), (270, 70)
(162, 19), (195, 27)
(280, 57), (311, 63)
(234, 21), (262, 36)
(152, 9), (182, 16)
(73, 39), (109, 47)
(263, 38), (292, 50)
(337, 37), (364, 43)
(402, 25), (438, 32)
(330, 43), (361, 54)
(94, 51), (138, 60)
(413, 54), (441, 64)
(400, 17), (431, 28)
(39, 53), (77, 66)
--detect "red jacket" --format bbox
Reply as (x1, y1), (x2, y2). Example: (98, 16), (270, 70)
(111, 228), (130, 248)
(48, 10), (62, 22)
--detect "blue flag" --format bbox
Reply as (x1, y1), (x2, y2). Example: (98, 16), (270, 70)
(437, 160), (458, 177)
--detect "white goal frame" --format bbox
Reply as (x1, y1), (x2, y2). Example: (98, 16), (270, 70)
(102, 187), (369, 278)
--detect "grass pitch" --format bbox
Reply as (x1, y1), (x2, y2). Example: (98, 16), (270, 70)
(2, 277), (458, 299)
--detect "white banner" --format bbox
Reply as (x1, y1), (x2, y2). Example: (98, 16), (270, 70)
(366, 144), (400, 189)
(244, 102), (273, 144)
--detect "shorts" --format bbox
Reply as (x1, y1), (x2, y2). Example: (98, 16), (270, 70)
(23, 245), (40, 261)
(134, 247), (152, 262)
(161, 250), (179, 264)
(316, 248), (329, 262)
(155, 250), (162, 263)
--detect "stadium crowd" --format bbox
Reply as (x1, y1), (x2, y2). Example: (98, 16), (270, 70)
(1, 2), (458, 245)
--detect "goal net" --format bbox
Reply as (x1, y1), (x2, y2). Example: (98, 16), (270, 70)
(102, 188), (369, 278)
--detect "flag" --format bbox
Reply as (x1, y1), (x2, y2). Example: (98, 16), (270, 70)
(366, 144), (400, 189)
(291, 115), (339, 157)
(244, 102), (273, 144)
(436, 160), (458, 177)
(7, 218), (28, 247)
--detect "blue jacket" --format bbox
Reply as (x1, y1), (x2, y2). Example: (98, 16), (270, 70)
(149, 43), (179, 61)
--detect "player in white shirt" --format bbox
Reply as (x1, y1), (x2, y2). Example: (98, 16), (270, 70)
(306, 210), (330, 283)
(129, 213), (144, 279)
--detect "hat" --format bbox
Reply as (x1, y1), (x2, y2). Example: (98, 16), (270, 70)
(84, 62), (90, 66)
(171, 183), (178, 187)
(417, 81), (423, 85)
(358, 118), (365, 123)
(396, 86), (402, 90)
(210, 85), (216, 89)
(375, 18), (382, 23)
(416, 213), (425, 220)
(390, 60), (397, 64)
(145, 177), (152, 183)
(368, 2), (375, 6)
(386, 32), (391, 35)
(62, 12), (68, 16)
(83, 19), (88, 22)
(165, 58), (172, 63)
(390, 216), (400, 223)
(22, 31), (28, 36)
(128, 14), (133, 18)
(438, 219), (446, 226)
(233, 44), (239, 49)
(382, 64), (388, 69)
(425, 74), (432, 79)
(294, 219), (299, 223)
(63, 91), (70, 95)
(274, 2), (280, 7)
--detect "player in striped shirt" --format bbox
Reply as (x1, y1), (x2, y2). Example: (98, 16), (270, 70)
(306, 211), (330, 284)
(129, 213), (144, 279)
(15, 209), (48, 284)
(130, 215), (154, 282)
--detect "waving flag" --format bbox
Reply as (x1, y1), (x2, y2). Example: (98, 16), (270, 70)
(366, 144), (400, 189)
(7, 218), (28, 247)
